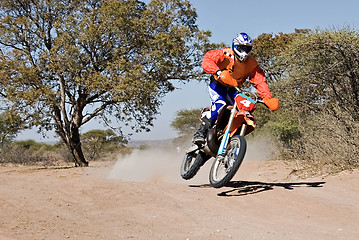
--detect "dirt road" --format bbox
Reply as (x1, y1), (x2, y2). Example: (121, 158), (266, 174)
(0, 148), (358, 239)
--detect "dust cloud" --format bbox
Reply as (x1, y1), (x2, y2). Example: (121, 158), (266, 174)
(245, 138), (277, 161)
(108, 142), (187, 183)
(108, 138), (276, 184)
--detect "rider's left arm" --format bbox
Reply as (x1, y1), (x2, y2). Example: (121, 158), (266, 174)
(248, 66), (272, 99)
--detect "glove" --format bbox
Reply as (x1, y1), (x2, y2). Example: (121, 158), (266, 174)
(235, 94), (256, 112)
(216, 70), (238, 87)
(263, 97), (279, 111)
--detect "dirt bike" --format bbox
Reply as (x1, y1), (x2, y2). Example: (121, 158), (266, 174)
(180, 87), (276, 188)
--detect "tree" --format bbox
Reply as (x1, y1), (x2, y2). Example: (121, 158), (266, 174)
(248, 30), (306, 130)
(252, 29), (310, 83)
(81, 129), (125, 160)
(0, 0), (212, 166)
(277, 27), (359, 172)
(0, 111), (20, 147)
(283, 27), (359, 121)
(170, 108), (202, 136)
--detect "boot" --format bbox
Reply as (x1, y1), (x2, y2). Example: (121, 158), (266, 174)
(192, 116), (213, 145)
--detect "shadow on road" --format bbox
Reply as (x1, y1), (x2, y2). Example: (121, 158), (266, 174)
(190, 180), (326, 197)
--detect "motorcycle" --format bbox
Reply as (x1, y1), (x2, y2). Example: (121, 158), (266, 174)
(180, 87), (278, 188)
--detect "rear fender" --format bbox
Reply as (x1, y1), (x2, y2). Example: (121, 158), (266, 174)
(186, 144), (200, 154)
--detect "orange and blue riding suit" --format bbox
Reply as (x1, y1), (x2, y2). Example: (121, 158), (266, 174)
(202, 48), (272, 121)
(192, 32), (278, 145)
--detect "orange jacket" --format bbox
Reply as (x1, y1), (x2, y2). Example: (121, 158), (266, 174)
(202, 48), (272, 99)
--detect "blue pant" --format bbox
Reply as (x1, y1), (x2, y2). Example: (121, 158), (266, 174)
(208, 81), (238, 121)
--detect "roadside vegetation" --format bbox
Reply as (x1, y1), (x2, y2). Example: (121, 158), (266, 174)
(0, 128), (131, 166)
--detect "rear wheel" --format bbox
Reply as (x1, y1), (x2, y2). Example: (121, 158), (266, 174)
(181, 147), (208, 180)
(209, 135), (246, 188)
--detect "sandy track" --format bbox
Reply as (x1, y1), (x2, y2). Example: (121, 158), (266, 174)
(0, 152), (358, 240)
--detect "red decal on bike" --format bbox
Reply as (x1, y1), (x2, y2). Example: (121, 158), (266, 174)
(235, 95), (256, 112)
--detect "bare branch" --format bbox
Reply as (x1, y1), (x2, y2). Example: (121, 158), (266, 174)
(81, 100), (115, 125)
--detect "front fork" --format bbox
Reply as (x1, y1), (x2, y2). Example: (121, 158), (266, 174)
(217, 102), (248, 157)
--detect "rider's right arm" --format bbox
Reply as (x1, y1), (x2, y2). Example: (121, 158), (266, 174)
(202, 49), (225, 75)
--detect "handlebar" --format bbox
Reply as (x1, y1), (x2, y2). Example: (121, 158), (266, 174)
(234, 86), (279, 111)
(234, 87), (263, 104)
(234, 86), (267, 108)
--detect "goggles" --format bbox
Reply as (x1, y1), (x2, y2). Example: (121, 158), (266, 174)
(235, 44), (252, 54)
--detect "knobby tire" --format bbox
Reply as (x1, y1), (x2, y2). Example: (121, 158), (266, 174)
(181, 150), (206, 180)
(209, 135), (246, 188)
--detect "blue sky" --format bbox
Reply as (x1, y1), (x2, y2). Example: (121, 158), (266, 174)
(192, 0), (359, 45)
(16, 0), (359, 142)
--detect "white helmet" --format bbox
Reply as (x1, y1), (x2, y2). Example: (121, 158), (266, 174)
(232, 32), (253, 61)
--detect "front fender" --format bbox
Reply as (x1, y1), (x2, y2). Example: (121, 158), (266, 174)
(229, 112), (256, 137)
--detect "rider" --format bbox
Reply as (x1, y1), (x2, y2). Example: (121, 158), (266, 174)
(192, 32), (279, 145)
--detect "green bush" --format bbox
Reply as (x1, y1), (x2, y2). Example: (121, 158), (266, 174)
(81, 129), (128, 160)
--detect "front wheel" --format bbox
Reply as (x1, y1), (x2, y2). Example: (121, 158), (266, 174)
(209, 135), (246, 188)
(181, 147), (208, 180)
